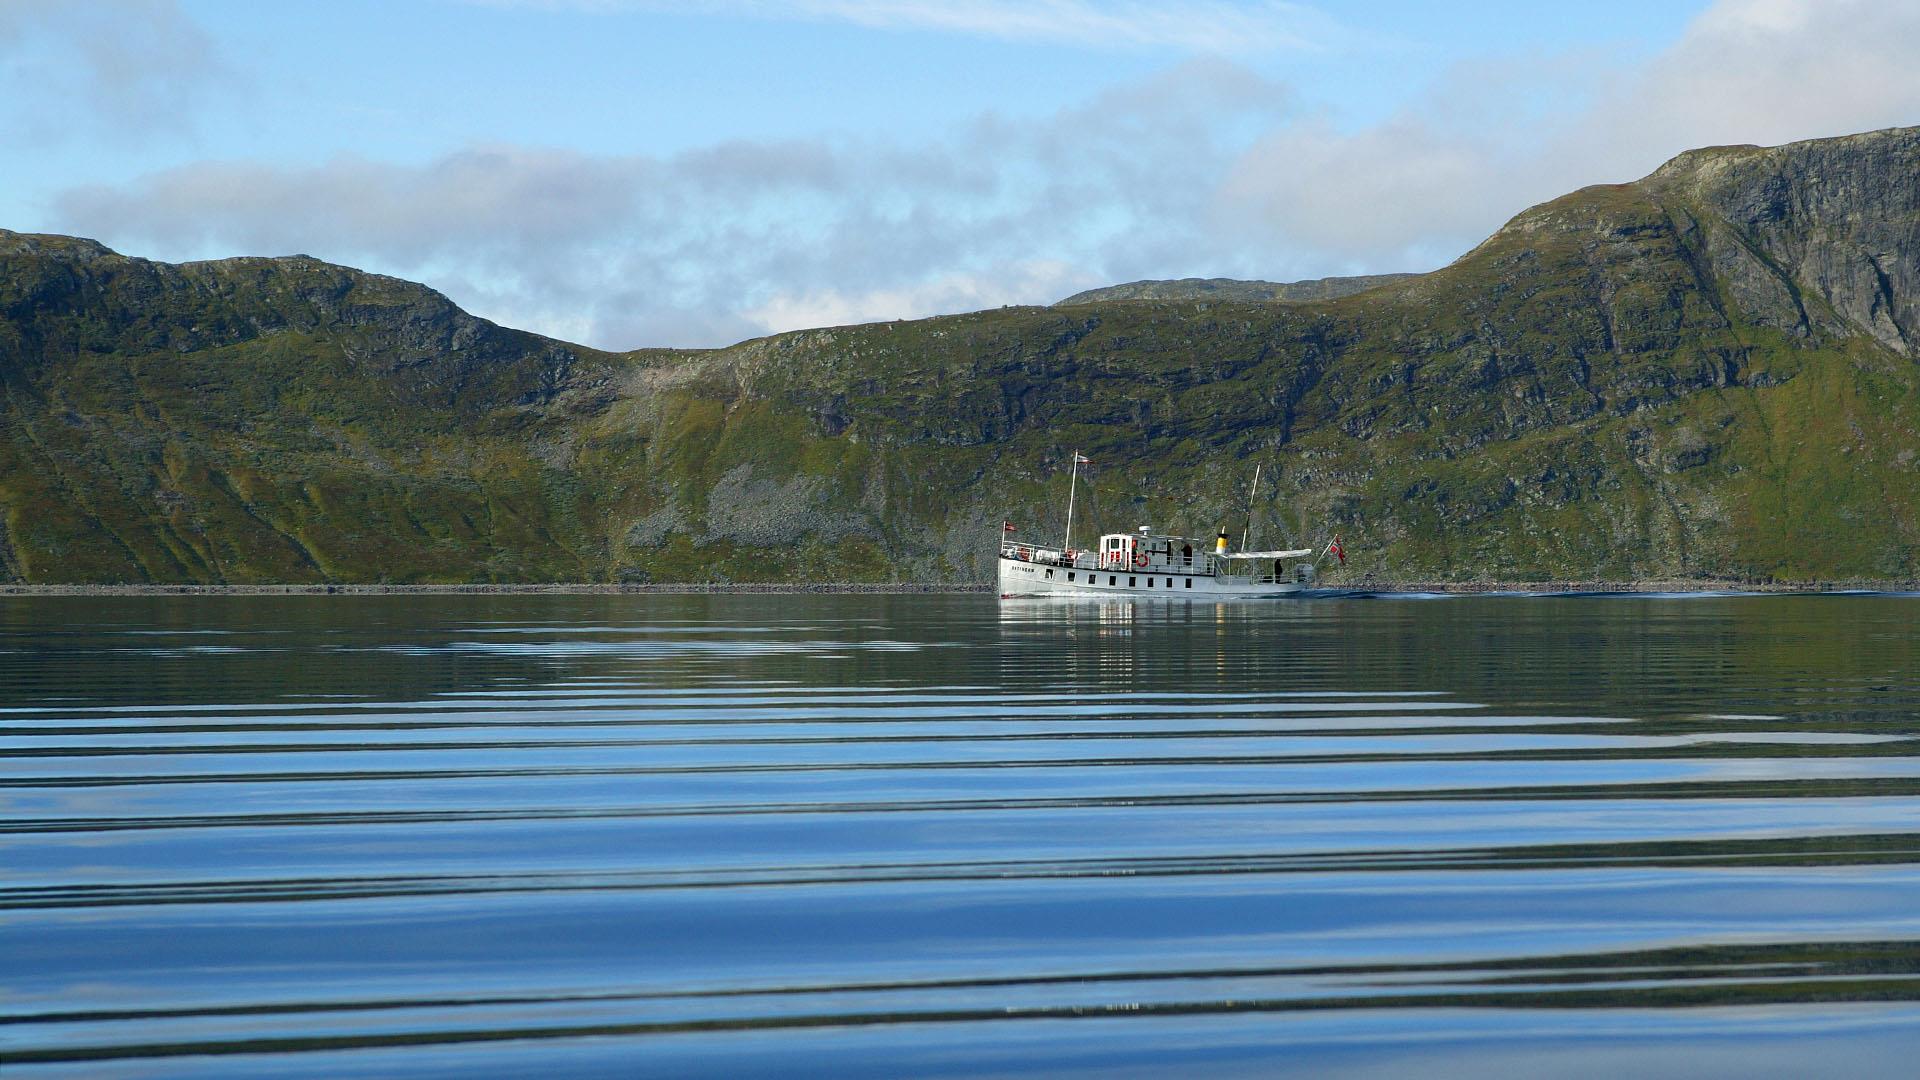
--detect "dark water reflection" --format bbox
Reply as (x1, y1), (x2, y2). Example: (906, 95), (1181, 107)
(5, 593), (1920, 1076)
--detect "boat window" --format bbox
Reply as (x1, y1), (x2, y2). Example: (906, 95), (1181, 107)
(1109, 575), (1117, 586)
(1129, 576), (1136, 587)
(1045, 569), (1054, 579)
(1184, 578), (1192, 589)
(1067, 572), (1075, 582)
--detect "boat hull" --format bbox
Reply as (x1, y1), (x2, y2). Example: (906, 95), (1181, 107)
(997, 556), (1305, 598)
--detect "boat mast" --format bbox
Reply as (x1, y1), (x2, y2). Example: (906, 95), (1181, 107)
(1063, 451), (1081, 552)
(1240, 462), (1262, 550)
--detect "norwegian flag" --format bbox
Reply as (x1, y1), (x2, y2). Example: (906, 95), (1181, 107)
(1327, 536), (1346, 564)
(1002, 521), (1018, 533)
(1073, 453), (1092, 464)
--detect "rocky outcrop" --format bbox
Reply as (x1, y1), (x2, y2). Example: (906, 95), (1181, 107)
(1645, 127), (1920, 356)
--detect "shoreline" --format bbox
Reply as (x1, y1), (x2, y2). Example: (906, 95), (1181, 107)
(0, 579), (1912, 597)
(1373, 579), (1918, 595)
(0, 582), (994, 596)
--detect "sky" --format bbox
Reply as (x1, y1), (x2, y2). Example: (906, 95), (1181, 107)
(3, 1), (1918, 350)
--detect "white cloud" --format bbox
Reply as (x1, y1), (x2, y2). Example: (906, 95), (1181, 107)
(1216, 0), (1920, 275)
(1222, 118), (1520, 264)
(742, 259), (1099, 336)
(470, 0), (1345, 54)
(56, 59), (1297, 348)
(1585, 0), (1920, 167)
(0, 0), (229, 142)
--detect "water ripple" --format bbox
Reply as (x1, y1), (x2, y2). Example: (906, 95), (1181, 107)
(5, 593), (1920, 1075)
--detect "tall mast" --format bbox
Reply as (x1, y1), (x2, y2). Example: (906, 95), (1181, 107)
(1063, 451), (1080, 552)
(1240, 462), (1262, 550)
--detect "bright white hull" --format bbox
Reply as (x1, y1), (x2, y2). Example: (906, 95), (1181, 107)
(997, 556), (1305, 598)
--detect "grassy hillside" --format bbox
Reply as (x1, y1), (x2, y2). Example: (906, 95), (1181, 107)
(1, 127), (1916, 584)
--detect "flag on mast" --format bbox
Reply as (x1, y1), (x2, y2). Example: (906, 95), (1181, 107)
(1326, 536), (1345, 564)
(1073, 453), (1091, 464)
(1002, 521), (1017, 533)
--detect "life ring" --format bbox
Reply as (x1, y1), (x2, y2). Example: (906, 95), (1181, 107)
(1133, 552), (1149, 567)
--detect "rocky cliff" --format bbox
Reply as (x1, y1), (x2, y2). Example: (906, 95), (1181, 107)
(1, 126), (1916, 584)
(1642, 128), (1918, 357)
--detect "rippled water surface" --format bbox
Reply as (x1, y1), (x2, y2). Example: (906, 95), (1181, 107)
(6, 593), (1920, 1076)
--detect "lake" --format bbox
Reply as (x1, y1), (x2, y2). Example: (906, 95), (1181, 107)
(5, 592), (1920, 1076)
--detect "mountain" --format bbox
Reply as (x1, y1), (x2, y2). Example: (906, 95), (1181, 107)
(0, 232), (629, 582)
(1056, 273), (1418, 306)
(2, 126), (1917, 584)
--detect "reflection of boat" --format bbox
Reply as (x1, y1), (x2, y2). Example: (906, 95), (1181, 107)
(997, 452), (1333, 599)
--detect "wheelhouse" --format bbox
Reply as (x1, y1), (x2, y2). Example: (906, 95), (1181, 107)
(1097, 531), (1205, 573)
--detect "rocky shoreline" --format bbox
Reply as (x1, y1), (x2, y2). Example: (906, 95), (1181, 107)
(0, 579), (1913, 597)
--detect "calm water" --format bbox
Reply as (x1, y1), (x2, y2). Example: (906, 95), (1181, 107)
(5, 593), (1920, 1077)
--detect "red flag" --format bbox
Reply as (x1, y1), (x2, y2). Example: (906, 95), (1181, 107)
(1073, 454), (1092, 464)
(1328, 536), (1345, 564)
(1002, 521), (1017, 533)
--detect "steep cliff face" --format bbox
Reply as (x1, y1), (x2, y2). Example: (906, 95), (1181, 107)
(0, 127), (1916, 584)
(1644, 128), (1919, 357)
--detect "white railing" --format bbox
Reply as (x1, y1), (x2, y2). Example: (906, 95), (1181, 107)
(1225, 565), (1316, 585)
(1002, 543), (1218, 576)
(999, 543), (1084, 568)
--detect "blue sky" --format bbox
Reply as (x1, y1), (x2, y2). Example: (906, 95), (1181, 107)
(4, 1), (1917, 348)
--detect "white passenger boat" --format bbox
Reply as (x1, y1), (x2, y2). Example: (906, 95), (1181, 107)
(996, 452), (1335, 598)
(998, 529), (1319, 597)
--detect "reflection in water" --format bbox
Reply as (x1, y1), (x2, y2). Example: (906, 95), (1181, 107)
(4, 593), (1920, 1076)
